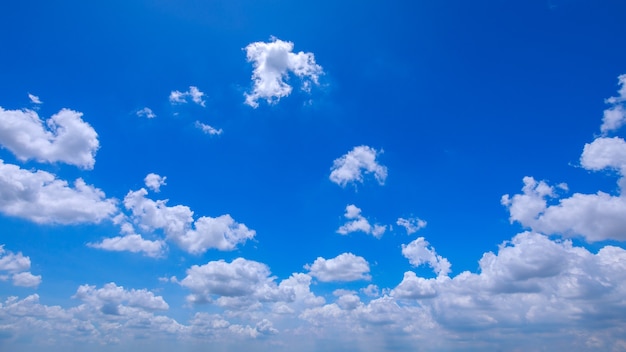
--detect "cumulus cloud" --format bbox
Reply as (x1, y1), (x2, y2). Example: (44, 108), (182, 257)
(123, 188), (255, 254)
(73, 282), (169, 313)
(136, 107), (156, 119)
(502, 136), (626, 242)
(396, 217), (427, 234)
(401, 237), (451, 277)
(305, 252), (371, 282)
(244, 37), (323, 108)
(601, 74), (626, 133)
(144, 173), (167, 192)
(0, 245), (41, 288)
(336, 204), (386, 238)
(169, 86), (206, 106)
(195, 121), (223, 136)
(0, 107), (99, 169)
(180, 258), (293, 306)
(329, 146), (387, 187)
(28, 93), (42, 105)
(87, 234), (166, 258)
(0, 160), (117, 224)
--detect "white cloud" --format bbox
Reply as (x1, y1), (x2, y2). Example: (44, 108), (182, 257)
(0, 160), (117, 224)
(144, 173), (167, 192)
(73, 282), (169, 313)
(401, 237), (451, 277)
(244, 37), (323, 108)
(396, 217), (427, 234)
(169, 86), (206, 106)
(87, 234), (166, 258)
(123, 188), (255, 254)
(28, 93), (42, 104)
(305, 252), (371, 282)
(195, 121), (223, 136)
(0, 245), (41, 288)
(136, 107), (156, 119)
(601, 74), (626, 133)
(337, 204), (387, 238)
(503, 137), (626, 242)
(12, 271), (42, 288)
(0, 107), (99, 169)
(180, 258), (293, 306)
(329, 145), (387, 187)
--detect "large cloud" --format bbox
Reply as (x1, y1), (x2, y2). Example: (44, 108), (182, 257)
(329, 146), (387, 187)
(0, 160), (117, 224)
(244, 37), (323, 108)
(305, 253), (371, 282)
(0, 107), (99, 169)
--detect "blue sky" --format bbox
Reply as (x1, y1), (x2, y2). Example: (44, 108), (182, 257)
(1, 0), (626, 350)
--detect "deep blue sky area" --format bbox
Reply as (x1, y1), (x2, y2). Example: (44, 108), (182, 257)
(1, 1), (626, 351)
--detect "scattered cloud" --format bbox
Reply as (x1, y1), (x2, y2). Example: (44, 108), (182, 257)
(169, 86), (206, 107)
(73, 282), (169, 312)
(401, 237), (451, 277)
(87, 234), (166, 258)
(144, 173), (167, 192)
(305, 252), (371, 282)
(337, 204), (386, 238)
(601, 74), (626, 134)
(195, 121), (223, 136)
(0, 160), (117, 224)
(0, 107), (99, 169)
(137, 107), (156, 118)
(244, 37), (323, 108)
(396, 217), (427, 234)
(329, 145), (387, 187)
(28, 93), (42, 105)
(123, 187), (255, 254)
(0, 245), (41, 288)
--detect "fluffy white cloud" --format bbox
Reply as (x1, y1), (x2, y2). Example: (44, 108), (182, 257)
(396, 217), (427, 234)
(0, 160), (117, 224)
(87, 234), (166, 258)
(0, 245), (41, 288)
(0, 107), (99, 169)
(305, 252), (371, 282)
(169, 86), (206, 106)
(503, 136), (626, 242)
(244, 37), (323, 108)
(136, 107), (156, 118)
(144, 173), (167, 192)
(601, 74), (626, 133)
(336, 204), (386, 238)
(195, 121), (223, 136)
(180, 258), (293, 306)
(401, 237), (451, 277)
(329, 146), (387, 187)
(28, 93), (42, 104)
(123, 188), (255, 254)
(73, 282), (169, 313)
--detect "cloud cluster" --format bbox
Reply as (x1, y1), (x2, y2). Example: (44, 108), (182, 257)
(169, 86), (206, 106)
(0, 107), (99, 169)
(330, 146), (387, 187)
(0, 245), (41, 288)
(336, 204), (386, 238)
(244, 37), (323, 108)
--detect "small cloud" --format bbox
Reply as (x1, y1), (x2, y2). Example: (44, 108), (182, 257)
(144, 173), (167, 192)
(195, 121), (223, 136)
(169, 86), (206, 107)
(330, 146), (387, 188)
(136, 107), (156, 119)
(28, 93), (42, 104)
(337, 204), (387, 239)
(396, 217), (427, 235)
